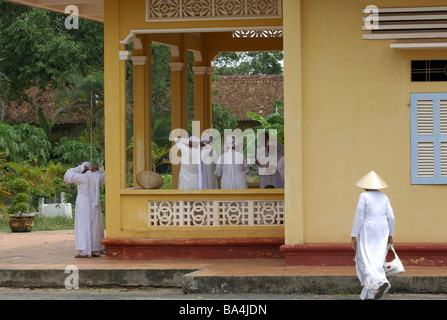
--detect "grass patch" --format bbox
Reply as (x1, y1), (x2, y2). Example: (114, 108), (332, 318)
(0, 214), (75, 233)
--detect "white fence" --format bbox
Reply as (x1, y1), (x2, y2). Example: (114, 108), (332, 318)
(38, 192), (73, 219)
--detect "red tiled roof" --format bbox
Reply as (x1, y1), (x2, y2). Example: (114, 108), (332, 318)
(211, 75), (284, 121)
(3, 87), (86, 126)
(4, 76), (283, 126)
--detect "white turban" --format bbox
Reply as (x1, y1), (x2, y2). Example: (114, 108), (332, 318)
(224, 135), (242, 152)
(82, 162), (92, 170)
(189, 136), (200, 148)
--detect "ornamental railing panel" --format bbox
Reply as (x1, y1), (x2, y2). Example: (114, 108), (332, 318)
(148, 199), (284, 227)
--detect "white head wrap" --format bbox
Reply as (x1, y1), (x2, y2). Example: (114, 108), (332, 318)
(82, 162), (92, 170)
(201, 132), (212, 144)
(189, 136), (200, 145)
(224, 135), (242, 152)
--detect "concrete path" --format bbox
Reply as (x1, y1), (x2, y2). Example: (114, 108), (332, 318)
(1, 230), (446, 296)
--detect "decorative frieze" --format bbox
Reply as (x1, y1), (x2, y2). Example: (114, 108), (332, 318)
(146, 0), (282, 22)
(232, 28), (283, 38)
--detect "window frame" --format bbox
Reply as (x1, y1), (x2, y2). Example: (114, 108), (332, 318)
(410, 92), (447, 185)
(411, 60), (447, 82)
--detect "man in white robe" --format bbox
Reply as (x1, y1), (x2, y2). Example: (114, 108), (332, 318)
(256, 132), (284, 189)
(215, 136), (250, 189)
(64, 162), (105, 258)
(351, 171), (395, 300)
(174, 136), (201, 190)
(200, 133), (218, 189)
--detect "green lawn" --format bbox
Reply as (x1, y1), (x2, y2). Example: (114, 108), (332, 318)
(0, 215), (75, 233)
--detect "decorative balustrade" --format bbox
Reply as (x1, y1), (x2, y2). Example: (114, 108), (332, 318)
(148, 198), (284, 227)
(119, 189), (284, 231)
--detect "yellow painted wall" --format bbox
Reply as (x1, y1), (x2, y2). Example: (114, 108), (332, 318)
(104, 0), (447, 244)
(287, 0), (447, 243)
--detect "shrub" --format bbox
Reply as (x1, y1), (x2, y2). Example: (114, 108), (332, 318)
(12, 202), (28, 214)
(7, 178), (30, 215)
(0, 123), (51, 165)
(3, 162), (75, 211)
(13, 193), (28, 204)
(10, 178), (29, 194)
(52, 137), (102, 167)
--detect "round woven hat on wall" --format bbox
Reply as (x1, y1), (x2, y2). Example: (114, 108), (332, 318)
(355, 170), (389, 190)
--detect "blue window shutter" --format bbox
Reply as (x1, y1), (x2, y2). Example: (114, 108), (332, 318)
(411, 92), (447, 184)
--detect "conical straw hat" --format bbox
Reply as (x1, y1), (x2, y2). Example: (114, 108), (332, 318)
(355, 170), (389, 190)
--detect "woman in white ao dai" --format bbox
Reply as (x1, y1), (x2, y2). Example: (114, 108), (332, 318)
(351, 171), (395, 300)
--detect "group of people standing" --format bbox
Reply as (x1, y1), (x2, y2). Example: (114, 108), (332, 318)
(62, 132), (285, 259)
(174, 132), (285, 190)
(62, 135), (397, 301)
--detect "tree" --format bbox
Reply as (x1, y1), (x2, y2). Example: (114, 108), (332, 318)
(0, 69), (10, 121)
(0, 123), (52, 165)
(151, 43), (172, 112)
(214, 51), (283, 76)
(52, 137), (102, 166)
(212, 103), (238, 137)
(247, 100), (284, 143)
(0, 152), (10, 219)
(37, 107), (53, 140)
(151, 113), (172, 148)
(0, 1), (104, 103)
(56, 71), (105, 163)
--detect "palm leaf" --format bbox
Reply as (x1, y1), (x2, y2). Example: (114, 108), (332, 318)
(246, 111), (270, 129)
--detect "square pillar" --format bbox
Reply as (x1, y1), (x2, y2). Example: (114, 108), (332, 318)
(192, 65), (215, 134)
(132, 41), (152, 185)
(283, 0), (304, 245)
(170, 53), (189, 189)
(104, 0), (126, 237)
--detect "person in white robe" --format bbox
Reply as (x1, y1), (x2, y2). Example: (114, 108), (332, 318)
(200, 133), (218, 189)
(256, 132), (284, 189)
(174, 136), (201, 190)
(64, 162), (105, 258)
(215, 136), (250, 189)
(351, 170), (395, 300)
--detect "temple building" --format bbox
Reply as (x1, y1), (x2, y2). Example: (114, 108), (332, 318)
(6, 0), (447, 266)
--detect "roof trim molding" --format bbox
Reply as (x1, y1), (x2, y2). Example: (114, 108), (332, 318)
(119, 26), (283, 45)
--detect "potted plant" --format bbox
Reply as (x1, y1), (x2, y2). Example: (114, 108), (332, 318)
(4, 177), (35, 232)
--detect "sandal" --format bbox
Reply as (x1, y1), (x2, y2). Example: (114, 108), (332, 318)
(74, 254), (90, 258)
(374, 282), (390, 300)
